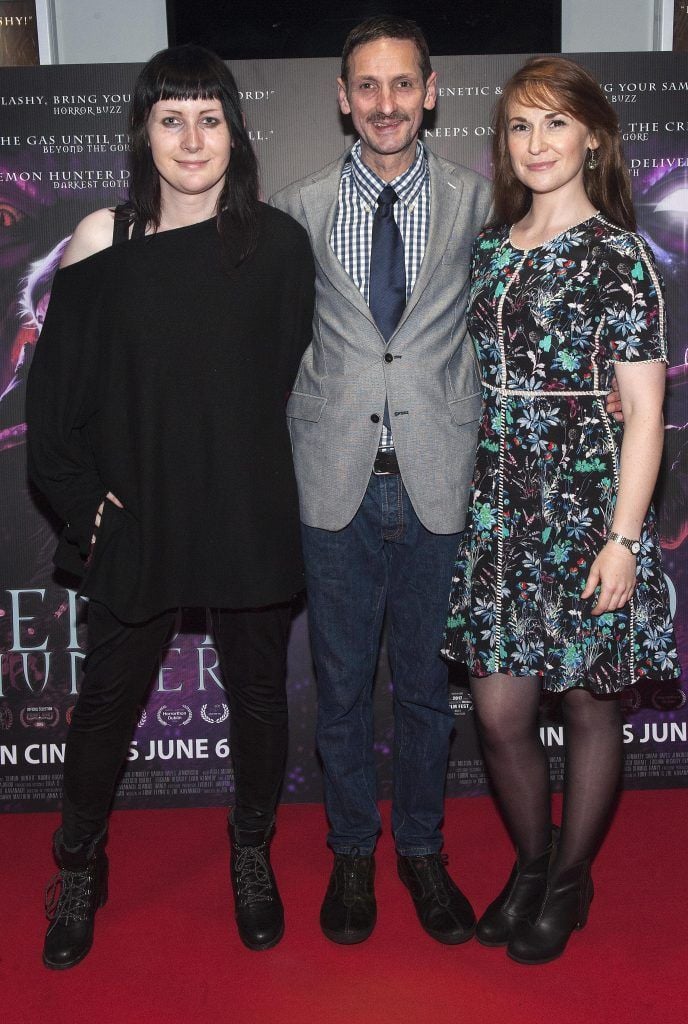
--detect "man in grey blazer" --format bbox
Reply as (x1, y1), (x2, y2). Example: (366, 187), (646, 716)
(272, 16), (491, 946)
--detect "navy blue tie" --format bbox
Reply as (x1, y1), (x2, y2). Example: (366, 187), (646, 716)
(368, 184), (406, 341)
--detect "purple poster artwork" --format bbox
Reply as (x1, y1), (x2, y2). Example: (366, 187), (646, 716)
(1, 52), (687, 811)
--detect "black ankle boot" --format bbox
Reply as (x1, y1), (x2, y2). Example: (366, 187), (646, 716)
(507, 860), (593, 964)
(320, 852), (376, 944)
(229, 822), (284, 951)
(43, 827), (109, 970)
(397, 853), (475, 945)
(476, 831), (557, 947)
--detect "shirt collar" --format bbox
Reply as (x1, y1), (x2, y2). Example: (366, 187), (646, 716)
(348, 140), (428, 211)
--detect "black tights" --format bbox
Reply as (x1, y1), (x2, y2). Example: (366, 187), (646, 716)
(471, 674), (623, 874)
(62, 600), (292, 847)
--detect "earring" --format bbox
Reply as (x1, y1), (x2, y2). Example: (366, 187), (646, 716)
(586, 148), (598, 170)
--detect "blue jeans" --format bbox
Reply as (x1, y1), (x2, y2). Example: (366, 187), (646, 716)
(301, 473), (459, 856)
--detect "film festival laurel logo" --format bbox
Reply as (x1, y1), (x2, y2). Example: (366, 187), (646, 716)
(19, 705), (59, 728)
(156, 705), (193, 728)
(651, 686), (687, 711)
(449, 691), (473, 716)
(621, 686), (643, 713)
(200, 703), (229, 725)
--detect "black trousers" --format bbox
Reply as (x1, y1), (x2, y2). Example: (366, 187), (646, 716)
(61, 600), (292, 846)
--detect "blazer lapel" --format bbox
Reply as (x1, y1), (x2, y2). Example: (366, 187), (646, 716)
(300, 156), (377, 329)
(395, 153), (465, 330)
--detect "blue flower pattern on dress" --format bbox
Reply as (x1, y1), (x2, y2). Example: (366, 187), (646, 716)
(442, 215), (681, 693)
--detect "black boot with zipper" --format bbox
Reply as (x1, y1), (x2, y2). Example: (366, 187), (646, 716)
(507, 860), (593, 964)
(476, 827), (559, 947)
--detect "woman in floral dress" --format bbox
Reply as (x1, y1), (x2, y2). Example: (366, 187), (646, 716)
(443, 56), (680, 964)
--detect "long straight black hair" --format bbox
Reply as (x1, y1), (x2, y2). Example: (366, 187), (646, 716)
(125, 44), (260, 263)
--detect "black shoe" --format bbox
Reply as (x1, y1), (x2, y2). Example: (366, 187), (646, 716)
(507, 860), (593, 965)
(230, 827), (284, 951)
(320, 852), (376, 944)
(43, 827), (109, 970)
(476, 830), (558, 947)
(397, 853), (476, 945)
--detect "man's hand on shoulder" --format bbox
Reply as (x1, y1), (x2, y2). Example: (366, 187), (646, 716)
(606, 371), (624, 423)
(59, 208), (117, 268)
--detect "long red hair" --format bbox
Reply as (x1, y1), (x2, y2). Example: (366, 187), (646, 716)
(490, 56), (635, 231)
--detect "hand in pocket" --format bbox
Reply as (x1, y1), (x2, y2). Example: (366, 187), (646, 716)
(91, 492), (124, 547)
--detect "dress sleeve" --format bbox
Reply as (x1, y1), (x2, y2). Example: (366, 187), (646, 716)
(598, 234), (668, 364)
(25, 257), (107, 563)
(279, 222), (316, 387)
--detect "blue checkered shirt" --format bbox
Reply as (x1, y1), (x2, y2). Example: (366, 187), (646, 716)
(331, 140), (430, 452)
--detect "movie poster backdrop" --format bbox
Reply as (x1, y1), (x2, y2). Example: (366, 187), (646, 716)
(1, 51), (687, 812)
(0, 2), (38, 67)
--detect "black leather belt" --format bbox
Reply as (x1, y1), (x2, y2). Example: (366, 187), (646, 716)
(373, 449), (400, 475)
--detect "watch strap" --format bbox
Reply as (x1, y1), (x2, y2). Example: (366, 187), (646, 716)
(608, 531), (640, 554)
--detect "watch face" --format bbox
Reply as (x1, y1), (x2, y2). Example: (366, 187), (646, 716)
(630, 541), (641, 555)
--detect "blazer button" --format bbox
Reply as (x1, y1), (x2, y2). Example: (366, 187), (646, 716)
(370, 414), (380, 423)
(384, 353), (394, 363)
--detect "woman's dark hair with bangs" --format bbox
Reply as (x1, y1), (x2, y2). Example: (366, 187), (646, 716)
(126, 44), (259, 262)
(491, 56), (635, 231)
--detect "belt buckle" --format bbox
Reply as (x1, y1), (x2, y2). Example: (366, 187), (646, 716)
(373, 449), (400, 476)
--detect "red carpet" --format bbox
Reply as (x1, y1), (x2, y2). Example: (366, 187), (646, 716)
(2, 790), (686, 1024)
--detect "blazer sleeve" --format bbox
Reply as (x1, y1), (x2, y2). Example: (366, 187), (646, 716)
(26, 257), (107, 564)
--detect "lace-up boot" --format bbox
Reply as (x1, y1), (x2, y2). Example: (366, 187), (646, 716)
(43, 827), (108, 969)
(229, 820), (284, 950)
(397, 852), (476, 944)
(320, 851), (376, 944)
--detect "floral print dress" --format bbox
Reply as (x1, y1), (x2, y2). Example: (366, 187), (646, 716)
(442, 214), (680, 694)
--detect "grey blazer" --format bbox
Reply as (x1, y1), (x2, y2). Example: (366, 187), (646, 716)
(271, 149), (492, 534)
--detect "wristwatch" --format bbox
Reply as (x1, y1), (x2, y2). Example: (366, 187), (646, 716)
(608, 531), (641, 555)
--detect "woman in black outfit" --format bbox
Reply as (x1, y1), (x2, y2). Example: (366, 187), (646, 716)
(27, 45), (314, 967)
